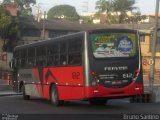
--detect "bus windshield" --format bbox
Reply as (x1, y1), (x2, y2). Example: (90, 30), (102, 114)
(90, 32), (137, 58)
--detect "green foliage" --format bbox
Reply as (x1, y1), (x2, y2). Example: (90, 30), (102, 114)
(96, 0), (113, 14)
(3, 0), (36, 16)
(126, 13), (147, 24)
(0, 6), (18, 52)
(113, 0), (137, 23)
(47, 5), (80, 21)
(95, 0), (114, 24)
(95, 0), (138, 24)
(15, 0), (36, 16)
(0, 7), (11, 31)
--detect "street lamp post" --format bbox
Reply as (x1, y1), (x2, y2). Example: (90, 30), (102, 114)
(150, 0), (159, 97)
(42, 11), (47, 39)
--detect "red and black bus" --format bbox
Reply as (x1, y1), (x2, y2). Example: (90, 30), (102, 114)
(11, 28), (143, 106)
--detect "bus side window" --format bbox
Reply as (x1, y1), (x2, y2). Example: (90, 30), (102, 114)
(47, 43), (59, 66)
(14, 50), (20, 68)
(60, 42), (67, 66)
(68, 53), (81, 65)
(20, 49), (27, 68)
(60, 55), (67, 65)
(68, 39), (82, 65)
(36, 46), (46, 67)
(28, 48), (36, 68)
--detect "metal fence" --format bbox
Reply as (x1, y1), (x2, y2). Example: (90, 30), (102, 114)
(0, 71), (11, 85)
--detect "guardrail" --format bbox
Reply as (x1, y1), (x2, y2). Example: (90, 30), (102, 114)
(0, 71), (11, 85)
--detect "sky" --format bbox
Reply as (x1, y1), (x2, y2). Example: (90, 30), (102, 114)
(0, 0), (157, 15)
(33, 0), (157, 15)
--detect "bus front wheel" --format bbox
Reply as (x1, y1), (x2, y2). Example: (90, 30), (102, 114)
(22, 85), (30, 100)
(50, 85), (64, 106)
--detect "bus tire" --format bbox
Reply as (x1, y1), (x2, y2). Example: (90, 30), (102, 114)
(19, 82), (24, 92)
(22, 85), (30, 100)
(129, 96), (135, 103)
(89, 98), (107, 105)
(50, 85), (64, 106)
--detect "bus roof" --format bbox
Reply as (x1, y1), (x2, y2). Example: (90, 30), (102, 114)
(14, 31), (85, 51)
(14, 28), (138, 51)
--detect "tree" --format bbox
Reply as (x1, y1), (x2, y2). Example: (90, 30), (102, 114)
(126, 11), (147, 24)
(113, 0), (137, 23)
(95, 0), (138, 24)
(95, 0), (113, 24)
(0, 5), (18, 51)
(3, 0), (36, 16)
(47, 5), (80, 21)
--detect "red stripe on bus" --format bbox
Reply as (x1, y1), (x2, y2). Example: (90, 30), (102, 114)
(32, 66), (84, 99)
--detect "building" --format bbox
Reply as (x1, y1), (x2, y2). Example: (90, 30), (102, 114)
(139, 14), (160, 24)
(19, 17), (83, 45)
(19, 16), (116, 45)
(141, 29), (160, 74)
(0, 2), (17, 52)
(3, 3), (17, 16)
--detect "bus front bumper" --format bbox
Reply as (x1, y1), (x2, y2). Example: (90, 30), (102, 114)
(85, 83), (143, 99)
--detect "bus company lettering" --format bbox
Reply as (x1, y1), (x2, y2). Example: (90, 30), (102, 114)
(123, 114), (160, 120)
(95, 35), (115, 43)
(104, 66), (128, 71)
(99, 74), (118, 79)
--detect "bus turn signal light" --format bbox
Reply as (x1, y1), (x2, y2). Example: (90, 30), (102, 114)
(91, 71), (99, 86)
(91, 71), (97, 76)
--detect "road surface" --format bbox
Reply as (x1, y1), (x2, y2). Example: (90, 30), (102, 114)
(0, 95), (159, 120)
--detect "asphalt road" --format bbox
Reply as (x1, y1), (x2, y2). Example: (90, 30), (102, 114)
(0, 95), (160, 120)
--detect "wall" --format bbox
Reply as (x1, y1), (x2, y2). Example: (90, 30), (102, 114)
(140, 32), (160, 73)
(3, 3), (17, 17)
(140, 35), (151, 56)
(0, 52), (13, 71)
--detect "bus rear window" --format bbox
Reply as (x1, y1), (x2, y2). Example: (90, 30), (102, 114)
(90, 32), (137, 58)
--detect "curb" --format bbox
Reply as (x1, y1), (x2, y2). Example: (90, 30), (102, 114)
(0, 92), (22, 97)
(0, 85), (12, 91)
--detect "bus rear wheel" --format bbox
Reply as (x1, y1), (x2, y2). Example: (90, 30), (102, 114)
(89, 98), (107, 105)
(22, 85), (30, 100)
(50, 85), (64, 106)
